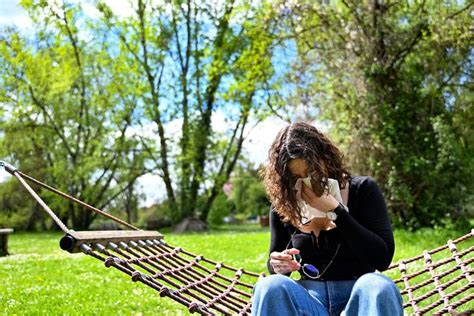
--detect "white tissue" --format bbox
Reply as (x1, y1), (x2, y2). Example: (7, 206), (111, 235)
(327, 178), (343, 204)
(294, 175), (312, 200)
(293, 177), (347, 224)
(302, 176), (312, 189)
(300, 204), (328, 223)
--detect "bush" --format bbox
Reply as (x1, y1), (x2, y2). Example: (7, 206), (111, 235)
(207, 193), (233, 227)
(231, 165), (270, 217)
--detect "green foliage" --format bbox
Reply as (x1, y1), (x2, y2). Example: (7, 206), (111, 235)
(0, 178), (49, 231)
(247, 182), (270, 216)
(278, 0), (473, 229)
(0, 0), (279, 229)
(93, 0), (278, 225)
(0, 2), (147, 230)
(231, 164), (270, 217)
(1, 0), (471, 232)
(207, 193), (233, 227)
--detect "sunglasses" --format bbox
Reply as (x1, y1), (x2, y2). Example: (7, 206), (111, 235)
(292, 253), (321, 279)
(287, 231), (341, 280)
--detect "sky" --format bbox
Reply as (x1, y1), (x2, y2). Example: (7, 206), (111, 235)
(0, 1), (31, 28)
(0, 0), (291, 207)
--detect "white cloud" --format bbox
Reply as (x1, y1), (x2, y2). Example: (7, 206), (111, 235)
(136, 173), (164, 207)
(124, 121), (156, 139)
(243, 117), (288, 166)
(0, 1), (33, 30)
(131, 114), (288, 207)
(211, 109), (229, 133)
(81, 2), (102, 20)
(103, 0), (135, 18)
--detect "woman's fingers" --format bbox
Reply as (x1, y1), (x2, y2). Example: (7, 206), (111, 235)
(270, 249), (301, 274)
(301, 186), (316, 203)
(270, 248), (300, 260)
(283, 248), (300, 255)
(270, 251), (292, 261)
(302, 185), (338, 211)
(271, 260), (301, 274)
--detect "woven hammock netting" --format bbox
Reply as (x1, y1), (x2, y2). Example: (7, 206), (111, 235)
(1, 162), (473, 315)
(74, 229), (473, 315)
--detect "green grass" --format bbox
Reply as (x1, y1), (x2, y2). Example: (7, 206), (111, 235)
(0, 225), (472, 315)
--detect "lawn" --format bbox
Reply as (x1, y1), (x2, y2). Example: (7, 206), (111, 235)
(0, 225), (471, 315)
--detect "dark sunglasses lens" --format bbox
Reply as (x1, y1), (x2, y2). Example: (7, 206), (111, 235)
(302, 264), (320, 278)
(293, 254), (302, 262)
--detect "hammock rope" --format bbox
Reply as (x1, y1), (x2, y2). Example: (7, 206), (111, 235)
(76, 233), (261, 315)
(1, 161), (472, 315)
(385, 231), (473, 315)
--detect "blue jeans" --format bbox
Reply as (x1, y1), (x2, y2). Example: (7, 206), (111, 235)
(251, 273), (403, 316)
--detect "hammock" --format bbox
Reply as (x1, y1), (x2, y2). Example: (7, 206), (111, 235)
(1, 161), (473, 315)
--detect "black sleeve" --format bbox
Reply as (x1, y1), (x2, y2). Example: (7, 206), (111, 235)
(267, 208), (293, 274)
(334, 177), (395, 271)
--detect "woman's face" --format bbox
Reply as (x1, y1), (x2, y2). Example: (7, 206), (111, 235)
(288, 158), (327, 195)
(288, 158), (309, 179)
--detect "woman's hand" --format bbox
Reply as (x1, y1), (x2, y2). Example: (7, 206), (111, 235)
(269, 248), (301, 275)
(301, 185), (338, 212)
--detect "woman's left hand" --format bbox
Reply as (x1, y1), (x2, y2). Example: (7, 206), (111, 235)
(301, 185), (339, 212)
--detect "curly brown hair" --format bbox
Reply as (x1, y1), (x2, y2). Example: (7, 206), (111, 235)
(263, 122), (351, 226)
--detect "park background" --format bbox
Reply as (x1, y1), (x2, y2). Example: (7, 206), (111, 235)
(0, 0), (472, 314)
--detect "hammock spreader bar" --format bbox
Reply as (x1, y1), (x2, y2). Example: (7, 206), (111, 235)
(1, 161), (472, 315)
(60, 230), (163, 253)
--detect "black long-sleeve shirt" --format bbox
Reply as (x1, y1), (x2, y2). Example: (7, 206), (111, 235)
(267, 176), (395, 280)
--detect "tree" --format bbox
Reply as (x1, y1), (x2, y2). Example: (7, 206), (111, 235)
(231, 163), (270, 217)
(96, 0), (277, 224)
(0, 2), (147, 229)
(278, 0), (473, 229)
(0, 0), (280, 229)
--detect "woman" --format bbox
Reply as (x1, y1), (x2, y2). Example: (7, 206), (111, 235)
(251, 122), (403, 316)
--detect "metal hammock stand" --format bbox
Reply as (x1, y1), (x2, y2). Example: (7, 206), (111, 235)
(1, 161), (473, 315)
